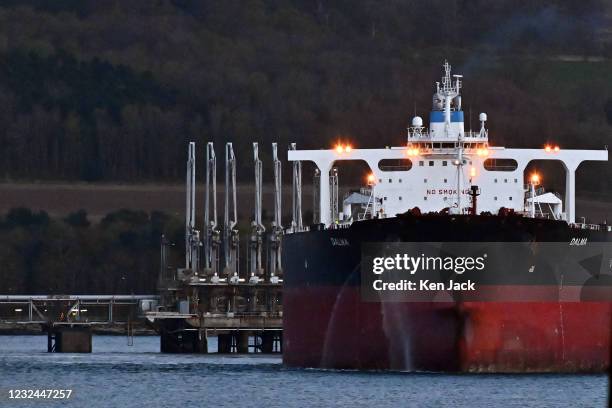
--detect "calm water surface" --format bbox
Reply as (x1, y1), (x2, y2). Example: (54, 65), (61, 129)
(0, 335), (607, 407)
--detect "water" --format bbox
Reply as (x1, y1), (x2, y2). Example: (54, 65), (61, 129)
(0, 335), (607, 407)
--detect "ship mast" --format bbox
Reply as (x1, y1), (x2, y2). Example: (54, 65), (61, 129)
(438, 61), (464, 213)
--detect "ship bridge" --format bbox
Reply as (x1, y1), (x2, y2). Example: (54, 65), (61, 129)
(287, 146), (607, 226)
(408, 60), (488, 148)
(287, 61), (608, 227)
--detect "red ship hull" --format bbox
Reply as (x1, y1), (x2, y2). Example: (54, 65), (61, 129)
(282, 215), (612, 372)
(283, 286), (611, 372)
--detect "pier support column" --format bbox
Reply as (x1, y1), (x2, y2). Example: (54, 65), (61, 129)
(236, 331), (249, 353)
(564, 163), (577, 224)
(277, 332), (282, 353)
(319, 164), (332, 227)
(47, 325), (92, 353)
(218, 334), (233, 353)
(260, 331), (275, 353)
(308, 159), (334, 227)
(195, 330), (208, 353)
(160, 325), (208, 353)
(47, 330), (55, 352)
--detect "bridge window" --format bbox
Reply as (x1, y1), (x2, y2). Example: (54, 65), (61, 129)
(378, 159), (413, 171)
(483, 158), (518, 172)
(443, 161), (448, 166)
(429, 161), (434, 166)
(419, 161), (424, 166)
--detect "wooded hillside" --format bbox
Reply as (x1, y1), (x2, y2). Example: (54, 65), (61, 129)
(0, 0), (610, 194)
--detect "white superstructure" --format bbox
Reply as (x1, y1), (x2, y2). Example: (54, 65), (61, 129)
(288, 61), (608, 227)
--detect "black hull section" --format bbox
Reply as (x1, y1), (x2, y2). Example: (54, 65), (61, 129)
(281, 214), (612, 371)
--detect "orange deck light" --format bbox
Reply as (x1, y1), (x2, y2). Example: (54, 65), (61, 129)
(406, 147), (420, 156)
(367, 173), (376, 185)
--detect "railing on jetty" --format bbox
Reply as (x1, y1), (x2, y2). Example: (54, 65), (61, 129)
(0, 295), (159, 324)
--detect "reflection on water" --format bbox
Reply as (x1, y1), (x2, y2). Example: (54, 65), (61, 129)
(0, 335), (607, 408)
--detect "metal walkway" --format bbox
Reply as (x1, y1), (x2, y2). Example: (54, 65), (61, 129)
(0, 295), (159, 324)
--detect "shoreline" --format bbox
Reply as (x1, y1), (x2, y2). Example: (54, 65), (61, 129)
(0, 182), (609, 222)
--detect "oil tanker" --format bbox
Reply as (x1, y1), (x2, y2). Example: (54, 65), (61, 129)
(282, 61), (612, 372)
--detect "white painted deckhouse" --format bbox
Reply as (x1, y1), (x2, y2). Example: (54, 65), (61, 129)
(288, 61), (608, 227)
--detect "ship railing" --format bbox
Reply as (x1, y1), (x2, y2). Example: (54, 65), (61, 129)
(569, 223), (608, 231)
(203, 311), (283, 318)
(408, 130), (488, 140)
(524, 185), (546, 197)
(405, 145), (491, 157)
(520, 210), (551, 220)
(356, 211), (372, 221)
(518, 211), (557, 221)
(359, 187), (372, 195)
(330, 221), (352, 229)
(463, 130), (488, 139)
(519, 210), (547, 219)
